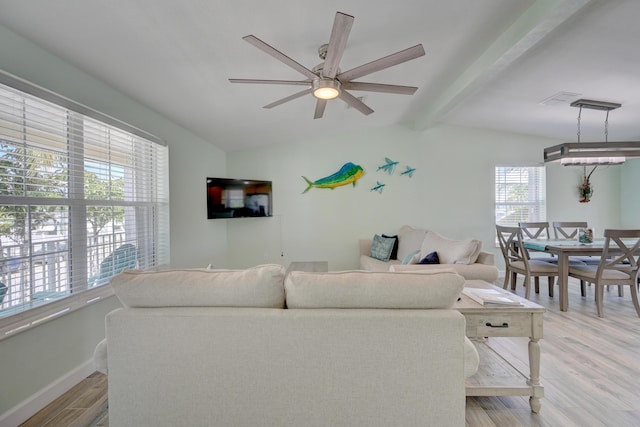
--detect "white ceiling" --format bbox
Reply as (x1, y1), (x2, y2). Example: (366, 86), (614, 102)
(1, 0), (638, 152)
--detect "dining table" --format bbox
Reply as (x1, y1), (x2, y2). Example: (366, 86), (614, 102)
(522, 238), (615, 312)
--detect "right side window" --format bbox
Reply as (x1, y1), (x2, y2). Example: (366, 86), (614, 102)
(495, 166), (546, 227)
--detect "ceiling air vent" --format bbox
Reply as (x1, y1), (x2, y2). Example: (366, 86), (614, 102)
(539, 92), (581, 106)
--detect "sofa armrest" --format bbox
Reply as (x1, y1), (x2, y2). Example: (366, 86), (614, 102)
(359, 239), (373, 257)
(476, 251), (494, 265)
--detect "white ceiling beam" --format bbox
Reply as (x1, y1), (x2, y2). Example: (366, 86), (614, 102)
(411, 0), (594, 131)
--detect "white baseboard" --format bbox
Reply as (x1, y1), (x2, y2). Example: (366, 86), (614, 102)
(0, 358), (96, 426)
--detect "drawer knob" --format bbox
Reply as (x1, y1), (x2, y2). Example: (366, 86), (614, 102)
(486, 322), (509, 328)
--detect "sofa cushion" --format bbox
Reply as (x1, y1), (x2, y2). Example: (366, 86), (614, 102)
(285, 270), (464, 309)
(464, 337), (480, 378)
(111, 264), (286, 308)
(390, 263), (499, 282)
(369, 234), (396, 262)
(94, 338), (108, 374)
(397, 225), (427, 261)
(420, 231), (482, 265)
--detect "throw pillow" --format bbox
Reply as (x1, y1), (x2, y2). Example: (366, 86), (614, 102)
(420, 231), (482, 265)
(401, 249), (421, 265)
(382, 234), (399, 260)
(110, 264), (287, 308)
(419, 251), (440, 264)
(369, 234), (396, 262)
(285, 270), (465, 309)
(396, 225), (428, 261)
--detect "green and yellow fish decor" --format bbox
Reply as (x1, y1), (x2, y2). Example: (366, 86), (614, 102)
(302, 162), (365, 193)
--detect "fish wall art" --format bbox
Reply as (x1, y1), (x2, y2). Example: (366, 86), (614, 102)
(400, 166), (416, 178)
(370, 157), (417, 195)
(377, 157), (399, 174)
(302, 162), (365, 193)
(370, 181), (386, 193)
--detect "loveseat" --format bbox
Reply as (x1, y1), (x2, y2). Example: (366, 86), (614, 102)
(96, 264), (478, 427)
(360, 225), (499, 282)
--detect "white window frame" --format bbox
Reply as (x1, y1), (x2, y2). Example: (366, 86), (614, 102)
(495, 165), (546, 229)
(0, 71), (169, 338)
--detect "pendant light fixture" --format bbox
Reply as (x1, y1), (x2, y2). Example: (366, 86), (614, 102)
(544, 99), (640, 165)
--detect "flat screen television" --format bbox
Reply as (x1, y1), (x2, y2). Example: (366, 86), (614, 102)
(206, 177), (273, 219)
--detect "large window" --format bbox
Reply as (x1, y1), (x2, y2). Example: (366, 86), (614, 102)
(495, 166), (546, 226)
(0, 72), (169, 336)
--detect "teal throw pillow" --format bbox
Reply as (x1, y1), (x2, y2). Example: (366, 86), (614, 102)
(369, 234), (396, 262)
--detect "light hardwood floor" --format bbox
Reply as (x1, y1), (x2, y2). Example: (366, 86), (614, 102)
(19, 277), (640, 427)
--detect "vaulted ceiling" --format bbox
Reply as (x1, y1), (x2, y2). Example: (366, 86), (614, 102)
(1, 0), (638, 152)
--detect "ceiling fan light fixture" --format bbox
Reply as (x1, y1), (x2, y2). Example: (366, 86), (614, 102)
(312, 79), (341, 100)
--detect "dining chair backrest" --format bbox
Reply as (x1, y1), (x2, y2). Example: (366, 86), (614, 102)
(496, 225), (528, 266)
(519, 222), (550, 239)
(598, 229), (640, 281)
(552, 221), (588, 240)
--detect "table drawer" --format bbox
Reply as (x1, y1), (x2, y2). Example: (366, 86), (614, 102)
(463, 312), (532, 338)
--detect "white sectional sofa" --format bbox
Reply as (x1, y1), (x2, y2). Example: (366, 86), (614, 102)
(96, 264), (478, 427)
(360, 225), (499, 282)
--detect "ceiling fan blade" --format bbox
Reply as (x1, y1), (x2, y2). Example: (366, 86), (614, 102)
(314, 99), (327, 119)
(342, 81), (418, 95)
(242, 35), (318, 80)
(337, 44), (425, 82)
(263, 88), (313, 109)
(338, 90), (374, 115)
(322, 12), (354, 79)
(229, 78), (311, 86)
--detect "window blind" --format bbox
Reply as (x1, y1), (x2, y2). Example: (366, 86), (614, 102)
(495, 166), (546, 226)
(0, 71), (169, 337)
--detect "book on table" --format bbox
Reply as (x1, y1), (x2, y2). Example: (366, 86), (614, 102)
(461, 288), (524, 306)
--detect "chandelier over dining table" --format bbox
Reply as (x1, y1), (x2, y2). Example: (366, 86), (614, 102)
(543, 99), (640, 165)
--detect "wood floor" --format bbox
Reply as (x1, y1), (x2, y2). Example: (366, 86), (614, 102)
(19, 277), (640, 427)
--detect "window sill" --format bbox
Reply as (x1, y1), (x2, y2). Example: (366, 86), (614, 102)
(0, 285), (115, 340)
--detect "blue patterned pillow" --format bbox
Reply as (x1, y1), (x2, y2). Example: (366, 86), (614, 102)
(369, 234), (396, 262)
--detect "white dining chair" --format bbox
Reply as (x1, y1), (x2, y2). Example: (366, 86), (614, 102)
(552, 221), (602, 263)
(497, 225), (558, 299)
(551, 220), (606, 296)
(519, 222), (557, 268)
(567, 229), (640, 318)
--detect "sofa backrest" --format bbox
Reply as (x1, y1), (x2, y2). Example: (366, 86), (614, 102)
(285, 269), (464, 308)
(110, 264), (286, 308)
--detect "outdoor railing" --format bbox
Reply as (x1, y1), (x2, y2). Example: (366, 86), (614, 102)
(0, 232), (126, 314)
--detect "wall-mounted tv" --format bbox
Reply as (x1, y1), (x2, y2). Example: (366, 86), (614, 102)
(206, 178), (273, 219)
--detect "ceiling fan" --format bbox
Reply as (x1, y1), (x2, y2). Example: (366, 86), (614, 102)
(229, 11), (426, 119)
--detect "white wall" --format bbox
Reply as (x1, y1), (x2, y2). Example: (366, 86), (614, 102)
(227, 122), (623, 271)
(0, 23), (227, 420)
(546, 162), (622, 235)
(621, 158), (640, 228)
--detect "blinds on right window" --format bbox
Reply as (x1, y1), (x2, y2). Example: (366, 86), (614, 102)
(495, 166), (546, 226)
